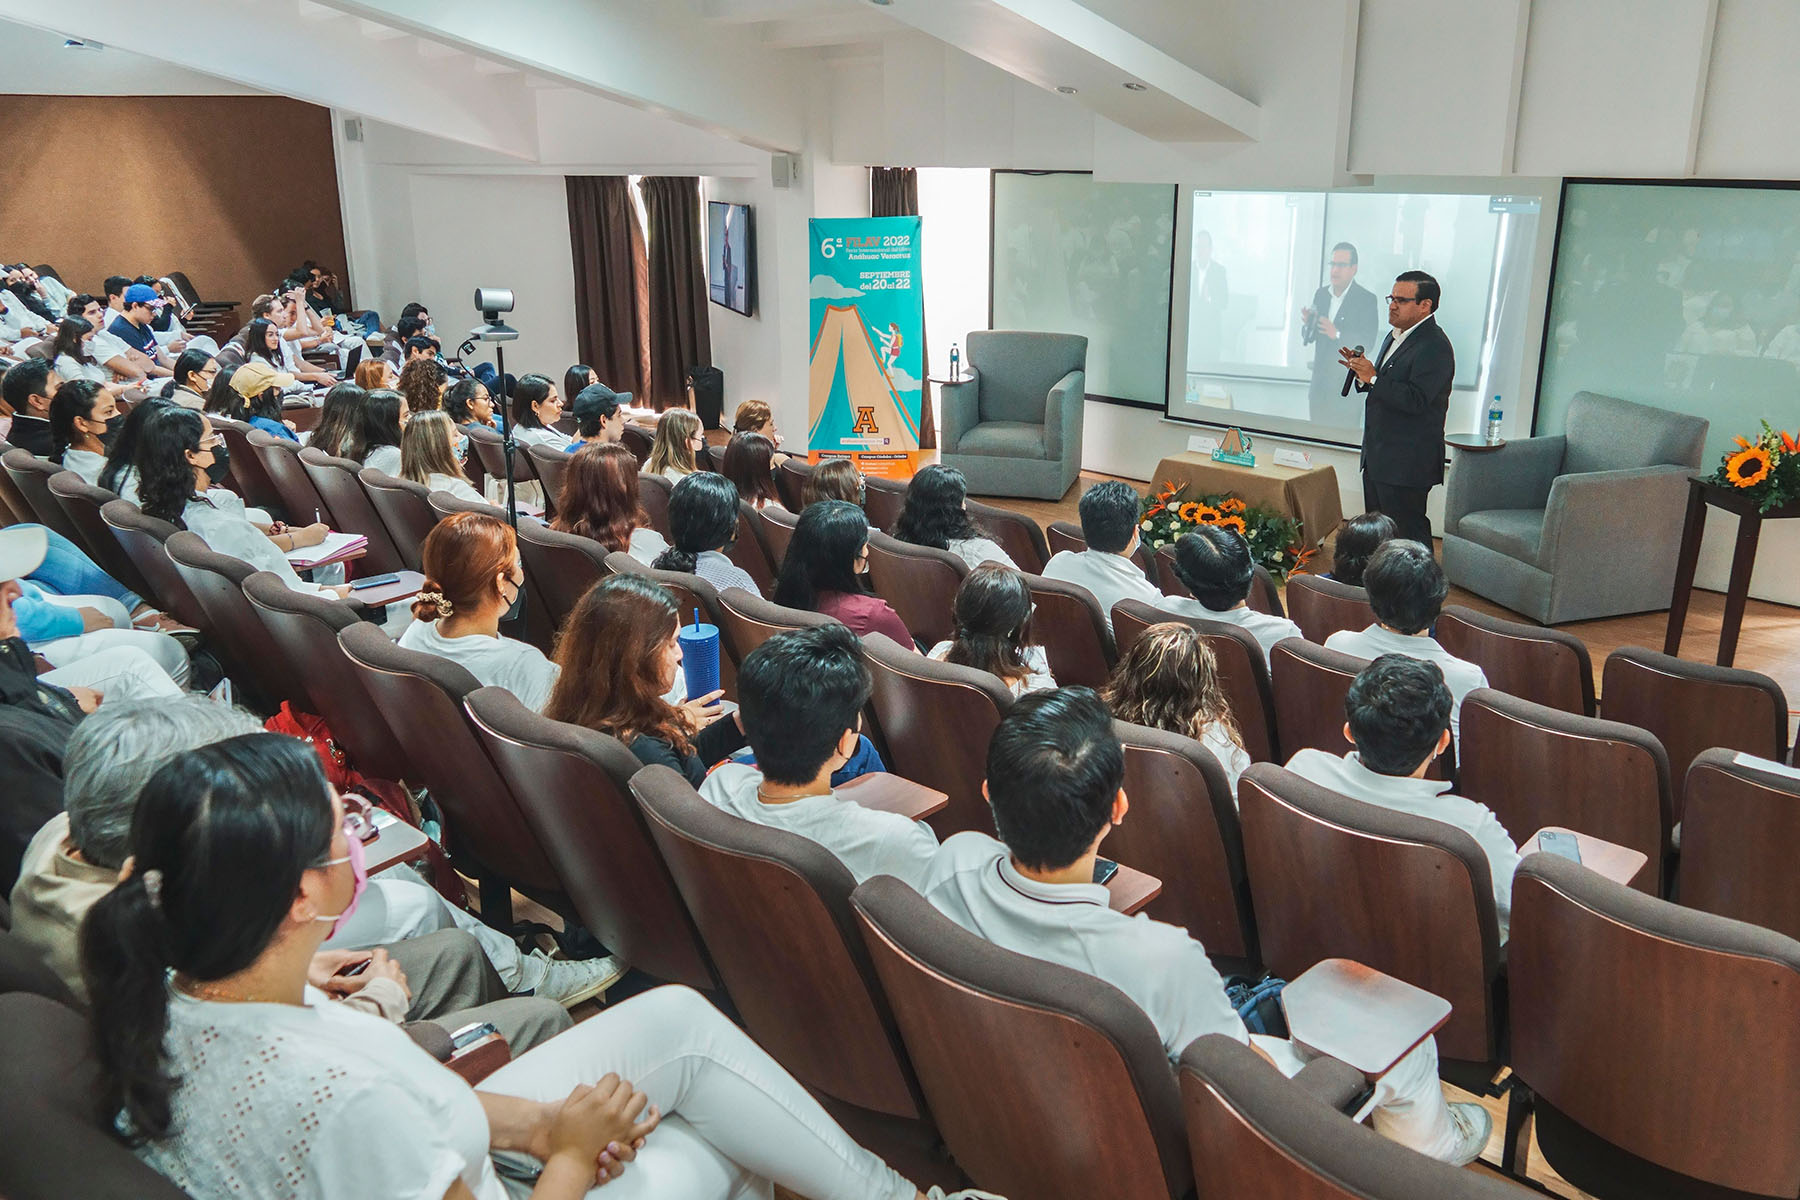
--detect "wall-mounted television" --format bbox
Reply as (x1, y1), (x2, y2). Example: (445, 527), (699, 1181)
(708, 200), (755, 317)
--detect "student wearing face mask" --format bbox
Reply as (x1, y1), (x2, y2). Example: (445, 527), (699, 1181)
(401, 411), (484, 504)
(47, 317), (113, 387)
(397, 513), (559, 712)
(49, 379), (121, 486)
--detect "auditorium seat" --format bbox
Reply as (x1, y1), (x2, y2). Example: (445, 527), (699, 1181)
(966, 499), (1050, 573)
(755, 502), (799, 569)
(0, 440), (34, 525)
(1436, 605), (1597, 717)
(46, 471), (146, 598)
(774, 456), (813, 511)
(1268, 638), (1364, 761)
(620, 423), (653, 466)
(851, 874), (1190, 1200)
(637, 470), (673, 538)
(634, 766), (929, 1122)
(2, 449), (84, 548)
(1600, 646), (1790, 821)
(337, 623), (560, 924)
(299, 448), (406, 574)
(863, 633), (1011, 837)
(1284, 574), (1376, 645)
(714, 586), (838, 667)
(1178, 1035), (1532, 1199)
(163, 532), (293, 710)
(729, 501), (776, 596)
(1022, 572), (1115, 688)
(1238, 763), (1505, 1084)
(466, 423), (543, 513)
(863, 475), (908, 532)
(210, 415), (284, 513)
(99, 499), (207, 630)
(514, 520), (612, 630)
(1457, 688), (1671, 894)
(1112, 599), (1280, 763)
(1507, 853), (1800, 1197)
(249, 430), (336, 529)
(864, 530), (966, 647)
(524, 442), (572, 509)
(462, 690), (719, 992)
(357, 468), (439, 572)
(1676, 748), (1800, 939)
(1111, 718), (1258, 968)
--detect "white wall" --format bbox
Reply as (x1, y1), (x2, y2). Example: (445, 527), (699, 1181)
(0, 17), (259, 94)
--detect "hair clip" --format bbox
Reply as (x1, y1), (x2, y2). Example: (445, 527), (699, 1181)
(417, 590), (453, 616)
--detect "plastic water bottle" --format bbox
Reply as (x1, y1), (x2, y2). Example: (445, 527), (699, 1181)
(949, 343), (960, 381)
(1486, 396), (1503, 444)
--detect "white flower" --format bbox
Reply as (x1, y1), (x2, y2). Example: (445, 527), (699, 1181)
(1140, 520), (1152, 530)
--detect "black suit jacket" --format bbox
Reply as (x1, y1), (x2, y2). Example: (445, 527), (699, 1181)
(6, 415), (55, 460)
(1356, 315), (1454, 488)
(1301, 280), (1380, 366)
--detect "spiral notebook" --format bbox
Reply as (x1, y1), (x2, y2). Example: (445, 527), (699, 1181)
(286, 531), (367, 568)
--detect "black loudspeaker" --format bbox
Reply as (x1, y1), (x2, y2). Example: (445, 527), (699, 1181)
(688, 365), (724, 429)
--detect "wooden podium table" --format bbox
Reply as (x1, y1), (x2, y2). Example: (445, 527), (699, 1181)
(1150, 452), (1342, 552)
(1664, 477), (1800, 667)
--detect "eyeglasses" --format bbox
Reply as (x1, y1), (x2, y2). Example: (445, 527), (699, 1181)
(200, 434), (225, 450)
(1385, 294), (1425, 306)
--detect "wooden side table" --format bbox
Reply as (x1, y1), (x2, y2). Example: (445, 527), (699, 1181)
(1664, 478), (1800, 667)
(1444, 433), (1506, 453)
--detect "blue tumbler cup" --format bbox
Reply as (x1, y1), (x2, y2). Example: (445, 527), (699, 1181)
(677, 609), (721, 700)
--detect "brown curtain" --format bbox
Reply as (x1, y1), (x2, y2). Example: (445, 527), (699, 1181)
(566, 176), (650, 401)
(870, 166), (936, 449)
(640, 176), (713, 412)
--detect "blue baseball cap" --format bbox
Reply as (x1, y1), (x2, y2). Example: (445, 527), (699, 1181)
(123, 283), (160, 306)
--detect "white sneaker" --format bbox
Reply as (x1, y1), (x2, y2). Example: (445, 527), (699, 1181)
(1444, 1100), (1493, 1167)
(531, 951), (625, 1008)
(924, 1189), (1007, 1199)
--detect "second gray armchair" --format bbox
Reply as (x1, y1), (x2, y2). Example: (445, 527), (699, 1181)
(939, 331), (1086, 500)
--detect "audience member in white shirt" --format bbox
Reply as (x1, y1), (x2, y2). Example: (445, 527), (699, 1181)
(509, 372), (570, 449)
(72, 294), (145, 383)
(1324, 539), (1486, 753)
(400, 410), (484, 503)
(921, 687), (1490, 1164)
(45, 317), (113, 388)
(653, 472), (762, 595)
(702, 623), (940, 887)
(549, 440), (670, 565)
(48, 379), (117, 488)
(1286, 653), (1522, 940)
(927, 564), (1056, 697)
(647, 406), (705, 480)
(397, 512), (560, 712)
(891, 464), (1018, 570)
(164, 348), (219, 411)
(1039, 479), (1163, 632)
(354, 386), (407, 478)
(1159, 526), (1304, 665)
(1100, 621), (1251, 796)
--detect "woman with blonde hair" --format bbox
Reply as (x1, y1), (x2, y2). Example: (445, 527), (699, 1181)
(647, 407), (704, 481)
(1101, 621), (1251, 793)
(400, 410), (483, 503)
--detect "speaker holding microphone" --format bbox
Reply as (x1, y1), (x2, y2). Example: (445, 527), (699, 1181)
(1341, 345), (1366, 397)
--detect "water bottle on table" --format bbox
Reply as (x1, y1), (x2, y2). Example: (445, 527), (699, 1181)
(949, 343), (960, 382)
(1486, 396), (1503, 444)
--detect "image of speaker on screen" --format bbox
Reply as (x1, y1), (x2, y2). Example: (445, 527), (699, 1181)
(1188, 230), (1229, 364)
(1301, 241), (1380, 427)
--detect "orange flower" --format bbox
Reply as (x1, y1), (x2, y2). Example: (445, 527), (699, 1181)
(1194, 505), (1220, 524)
(1725, 444), (1772, 488)
(1217, 514), (1248, 535)
(1734, 435), (1754, 450)
(1218, 497), (1247, 514)
(1177, 502), (1204, 522)
(1783, 430), (1799, 454)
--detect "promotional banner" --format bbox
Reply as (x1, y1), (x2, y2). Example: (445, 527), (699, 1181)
(808, 216), (924, 479)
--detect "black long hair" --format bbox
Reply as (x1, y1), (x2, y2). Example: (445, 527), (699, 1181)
(944, 564), (1037, 684)
(443, 378), (488, 426)
(1331, 512), (1399, 588)
(562, 364), (596, 407)
(98, 398), (172, 495)
(891, 464), (983, 550)
(244, 318), (281, 366)
(360, 387), (405, 454)
(136, 407), (206, 526)
(774, 500), (868, 611)
(652, 471), (740, 574)
(511, 373), (556, 429)
(171, 348), (213, 395)
(204, 367), (244, 420)
(81, 734), (334, 1144)
(308, 382), (369, 460)
(49, 379), (106, 462)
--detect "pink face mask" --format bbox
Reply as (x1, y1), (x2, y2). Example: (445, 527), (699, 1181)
(313, 828), (368, 939)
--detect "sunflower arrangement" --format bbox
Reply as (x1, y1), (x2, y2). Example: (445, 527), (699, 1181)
(1139, 482), (1312, 578)
(1708, 423), (1799, 513)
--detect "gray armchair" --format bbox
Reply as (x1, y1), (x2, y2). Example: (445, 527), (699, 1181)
(1443, 391), (1707, 625)
(939, 331), (1086, 500)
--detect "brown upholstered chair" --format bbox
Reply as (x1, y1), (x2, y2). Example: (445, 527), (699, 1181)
(242, 572), (408, 782)
(2, 449), (84, 547)
(462, 690), (719, 991)
(249, 429), (335, 528)
(863, 632), (1012, 837)
(1112, 719), (1257, 967)
(851, 874), (1191, 1200)
(0, 993), (193, 1200)
(620, 422), (653, 466)
(358, 468), (439, 572)
(714, 586), (838, 668)
(1507, 853), (1800, 1197)
(729, 501), (776, 596)
(299, 448), (405, 574)
(863, 474), (908, 532)
(1284, 574), (1375, 645)
(636, 470), (673, 538)
(0, 439), (34, 524)
(696, 442), (725, 473)
(1601, 647), (1789, 822)
(774, 456), (813, 511)
(1238, 763), (1504, 1077)
(754, 503), (798, 570)
(1677, 748), (1800, 939)
(967, 499), (1050, 573)
(1178, 1035), (1533, 1199)
(1458, 688), (1670, 894)
(524, 442), (572, 510)
(1269, 638), (1365, 761)
(211, 415), (285, 513)
(1436, 605), (1596, 716)
(425, 491), (559, 651)
(1152, 543), (1190, 598)
(514, 520), (611, 631)
(864, 530), (966, 647)
(1112, 599), (1280, 763)
(162, 532), (294, 708)
(633, 766), (927, 1119)
(603, 551), (737, 699)
(46, 471), (147, 598)
(337, 623), (560, 921)
(98, 499), (206, 629)
(466, 422), (540, 497)
(1023, 572), (1115, 688)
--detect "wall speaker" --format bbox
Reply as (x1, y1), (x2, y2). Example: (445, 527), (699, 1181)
(771, 152), (801, 189)
(343, 117), (365, 143)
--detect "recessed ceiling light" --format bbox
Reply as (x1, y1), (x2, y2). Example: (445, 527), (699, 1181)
(868, 0), (894, 6)
(1056, 85), (1078, 94)
(1123, 81), (1148, 91)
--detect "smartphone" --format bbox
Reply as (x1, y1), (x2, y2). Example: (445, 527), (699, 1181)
(349, 573), (402, 591)
(337, 959), (371, 978)
(450, 1021), (500, 1051)
(1093, 857), (1120, 885)
(1538, 830), (1582, 864)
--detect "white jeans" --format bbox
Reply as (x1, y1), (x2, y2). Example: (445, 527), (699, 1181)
(1255, 1034), (1460, 1159)
(33, 593), (191, 687)
(323, 869), (544, 993)
(40, 643), (185, 701)
(482, 986), (916, 1200)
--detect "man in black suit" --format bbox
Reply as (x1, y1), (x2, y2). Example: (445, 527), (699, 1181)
(1189, 230), (1229, 363)
(1340, 271), (1452, 549)
(1301, 241), (1379, 426)
(1, 359), (62, 459)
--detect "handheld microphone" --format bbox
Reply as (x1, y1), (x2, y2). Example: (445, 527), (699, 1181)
(1340, 345), (1365, 397)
